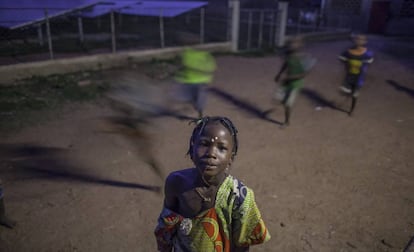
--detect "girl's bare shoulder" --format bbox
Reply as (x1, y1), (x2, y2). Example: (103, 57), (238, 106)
(165, 168), (197, 193)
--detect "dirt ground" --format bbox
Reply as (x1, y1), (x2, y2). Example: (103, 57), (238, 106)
(1, 36), (413, 252)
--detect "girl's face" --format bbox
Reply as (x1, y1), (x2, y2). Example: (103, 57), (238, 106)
(192, 122), (234, 179)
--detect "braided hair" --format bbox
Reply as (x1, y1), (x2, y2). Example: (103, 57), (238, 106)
(187, 116), (239, 160)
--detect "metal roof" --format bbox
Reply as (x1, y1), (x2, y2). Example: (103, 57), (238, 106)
(80, 1), (140, 18)
(0, 1), (208, 30)
(118, 1), (208, 18)
(0, 0), (100, 29)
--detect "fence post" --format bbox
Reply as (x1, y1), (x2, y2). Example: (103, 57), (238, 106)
(230, 0), (240, 52)
(159, 8), (165, 48)
(275, 1), (288, 47)
(258, 10), (264, 48)
(44, 9), (54, 60)
(268, 11), (274, 47)
(78, 15), (84, 43)
(97, 16), (101, 29)
(226, 7), (231, 41)
(297, 10), (302, 35)
(110, 11), (116, 53)
(320, 0), (326, 28)
(118, 12), (123, 26)
(186, 13), (190, 25)
(247, 11), (252, 49)
(313, 11), (318, 32)
(37, 23), (44, 46)
(200, 7), (205, 44)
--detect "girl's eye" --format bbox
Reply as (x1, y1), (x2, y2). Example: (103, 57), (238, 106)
(199, 140), (209, 146)
(219, 145), (228, 151)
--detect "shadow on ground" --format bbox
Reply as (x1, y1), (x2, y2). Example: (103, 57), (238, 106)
(208, 87), (282, 125)
(301, 87), (349, 114)
(0, 144), (161, 193)
(386, 80), (414, 99)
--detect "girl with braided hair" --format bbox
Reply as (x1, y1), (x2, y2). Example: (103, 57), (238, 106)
(155, 116), (270, 252)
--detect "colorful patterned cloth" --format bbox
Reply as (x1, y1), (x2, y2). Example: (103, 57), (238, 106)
(154, 175), (270, 251)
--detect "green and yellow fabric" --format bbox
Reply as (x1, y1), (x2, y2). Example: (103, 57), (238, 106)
(155, 174), (270, 251)
(174, 48), (217, 85)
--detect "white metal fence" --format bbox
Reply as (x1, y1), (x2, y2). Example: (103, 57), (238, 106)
(238, 9), (282, 50)
(0, 3), (353, 66)
(0, 7), (230, 65)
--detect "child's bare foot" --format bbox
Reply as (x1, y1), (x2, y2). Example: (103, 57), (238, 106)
(261, 108), (275, 118)
(279, 122), (289, 129)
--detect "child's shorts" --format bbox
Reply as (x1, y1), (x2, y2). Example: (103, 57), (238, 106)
(274, 87), (300, 107)
(282, 88), (300, 107)
(340, 74), (361, 97)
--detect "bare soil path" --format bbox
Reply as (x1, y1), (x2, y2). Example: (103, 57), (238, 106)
(1, 36), (413, 251)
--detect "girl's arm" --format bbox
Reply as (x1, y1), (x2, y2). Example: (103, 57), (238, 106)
(164, 174), (179, 211)
(154, 174), (181, 252)
(231, 187), (270, 248)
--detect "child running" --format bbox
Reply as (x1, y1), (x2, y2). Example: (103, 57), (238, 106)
(338, 34), (374, 116)
(173, 48), (217, 118)
(154, 116), (270, 251)
(274, 36), (310, 127)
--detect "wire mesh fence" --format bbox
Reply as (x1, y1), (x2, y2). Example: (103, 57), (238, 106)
(286, 7), (358, 37)
(238, 9), (282, 51)
(0, 6), (230, 66)
(236, 6), (351, 51)
(0, 3), (353, 66)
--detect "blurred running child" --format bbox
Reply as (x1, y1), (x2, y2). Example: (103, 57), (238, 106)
(103, 73), (168, 183)
(155, 116), (270, 251)
(274, 36), (313, 127)
(338, 34), (374, 116)
(174, 48), (217, 118)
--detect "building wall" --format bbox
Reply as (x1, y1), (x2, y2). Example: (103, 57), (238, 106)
(324, 0), (367, 31)
(322, 0), (414, 35)
(385, 0), (414, 35)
